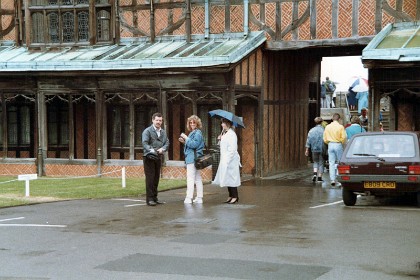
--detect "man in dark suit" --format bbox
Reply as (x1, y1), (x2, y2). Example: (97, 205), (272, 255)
(142, 112), (170, 206)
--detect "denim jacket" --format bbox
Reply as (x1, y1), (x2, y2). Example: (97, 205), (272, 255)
(305, 125), (324, 152)
(184, 129), (205, 164)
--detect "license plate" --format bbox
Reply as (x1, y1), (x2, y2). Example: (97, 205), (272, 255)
(364, 181), (396, 189)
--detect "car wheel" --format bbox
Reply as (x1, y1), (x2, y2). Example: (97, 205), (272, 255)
(342, 189), (357, 206)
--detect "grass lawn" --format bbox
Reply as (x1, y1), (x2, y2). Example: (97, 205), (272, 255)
(0, 176), (186, 208)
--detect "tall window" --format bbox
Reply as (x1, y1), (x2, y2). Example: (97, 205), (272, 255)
(27, 0), (112, 45)
(8, 105), (31, 146)
(109, 106), (130, 148)
(47, 100), (69, 149)
(107, 104), (157, 159)
(0, 96), (35, 158)
(198, 104), (221, 149)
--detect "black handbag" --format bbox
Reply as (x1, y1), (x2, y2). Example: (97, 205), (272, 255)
(194, 146), (213, 170)
(145, 152), (160, 161)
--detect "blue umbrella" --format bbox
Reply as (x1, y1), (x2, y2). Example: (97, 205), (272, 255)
(208, 109), (245, 128)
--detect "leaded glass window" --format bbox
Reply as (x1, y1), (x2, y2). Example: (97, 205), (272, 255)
(62, 12), (75, 42)
(78, 12), (89, 42)
(48, 12), (60, 43)
(32, 0), (46, 6)
(27, 0), (112, 45)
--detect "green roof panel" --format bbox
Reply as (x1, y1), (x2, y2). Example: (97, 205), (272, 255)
(0, 32), (266, 72)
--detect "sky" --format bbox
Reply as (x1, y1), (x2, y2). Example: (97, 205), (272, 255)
(321, 56), (368, 92)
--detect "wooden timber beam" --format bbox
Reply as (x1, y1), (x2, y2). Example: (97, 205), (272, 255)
(266, 36), (374, 50)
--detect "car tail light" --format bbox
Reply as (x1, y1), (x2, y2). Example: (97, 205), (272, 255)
(338, 165), (350, 174)
(408, 176), (418, 182)
(408, 165), (420, 175)
(341, 176), (350, 181)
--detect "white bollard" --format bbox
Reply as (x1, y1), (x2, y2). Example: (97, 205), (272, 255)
(122, 167), (126, 188)
(18, 174), (38, 197)
(25, 179), (30, 197)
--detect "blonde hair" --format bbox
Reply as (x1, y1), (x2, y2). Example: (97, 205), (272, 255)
(186, 115), (202, 131)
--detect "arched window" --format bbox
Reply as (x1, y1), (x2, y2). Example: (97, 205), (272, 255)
(78, 11), (89, 42)
(47, 12), (60, 43)
(62, 12), (75, 43)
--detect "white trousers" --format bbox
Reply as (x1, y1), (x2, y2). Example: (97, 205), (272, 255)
(325, 94), (333, 108)
(186, 163), (203, 199)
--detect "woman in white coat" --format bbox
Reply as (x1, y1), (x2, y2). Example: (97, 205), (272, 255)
(213, 118), (241, 204)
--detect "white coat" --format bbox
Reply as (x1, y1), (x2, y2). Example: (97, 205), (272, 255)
(212, 128), (241, 187)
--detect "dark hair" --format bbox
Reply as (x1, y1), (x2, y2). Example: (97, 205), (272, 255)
(152, 112), (162, 120)
(332, 113), (341, 121)
(221, 118), (233, 127)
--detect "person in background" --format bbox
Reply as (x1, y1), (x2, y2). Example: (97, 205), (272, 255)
(323, 113), (347, 188)
(347, 87), (357, 111)
(345, 116), (366, 141)
(179, 115), (205, 204)
(325, 77), (336, 108)
(142, 113), (170, 206)
(213, 118), (241, 204)
(305, 117), (325, 183)
(356, 91), (369, 113)
(359, 107), (368, 131)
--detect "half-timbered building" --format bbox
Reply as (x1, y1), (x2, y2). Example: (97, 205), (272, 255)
(0, 0), (418, 179)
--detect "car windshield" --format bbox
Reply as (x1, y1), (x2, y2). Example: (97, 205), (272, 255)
(347, 134), (416, 158)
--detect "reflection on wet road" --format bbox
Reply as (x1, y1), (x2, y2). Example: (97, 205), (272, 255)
(0, 169), (419, 279)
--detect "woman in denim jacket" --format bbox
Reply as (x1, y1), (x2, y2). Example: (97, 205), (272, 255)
(179, 115), (205, 204)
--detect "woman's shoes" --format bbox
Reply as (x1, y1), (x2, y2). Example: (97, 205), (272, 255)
(228, 198), (239, 204)
(224, 197), (232, 203)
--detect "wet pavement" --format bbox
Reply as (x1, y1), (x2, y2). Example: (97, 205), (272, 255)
(0, 167), (419, 279)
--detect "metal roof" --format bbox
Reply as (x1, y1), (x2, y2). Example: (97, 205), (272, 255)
(0, 32), (266, 72)
(362, 21), (420, 62)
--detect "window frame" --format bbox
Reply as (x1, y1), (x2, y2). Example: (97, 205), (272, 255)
(0, 95), (35, 158)
(23, 0), (114, 47)
(47, 98), (69, 157)
(107, 102), (157, 160)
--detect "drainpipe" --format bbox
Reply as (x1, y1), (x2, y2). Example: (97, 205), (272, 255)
(205, 0), (210, 39)
(243, 0), (249, 37)
(150, 0), (155, 43)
